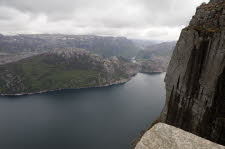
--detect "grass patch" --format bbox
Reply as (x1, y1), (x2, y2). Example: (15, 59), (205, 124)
(192, 26), (219, 33)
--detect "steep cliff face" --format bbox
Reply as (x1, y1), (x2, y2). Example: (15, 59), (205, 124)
(160, 0), (225, 145)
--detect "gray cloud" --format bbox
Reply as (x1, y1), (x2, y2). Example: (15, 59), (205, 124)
(0, 0), (209, 40)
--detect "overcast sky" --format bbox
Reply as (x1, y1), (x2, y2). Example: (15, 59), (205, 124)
(0, 0), (209, 40)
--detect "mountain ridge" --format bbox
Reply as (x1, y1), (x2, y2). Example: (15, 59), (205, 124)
(0, 34), (140, 58)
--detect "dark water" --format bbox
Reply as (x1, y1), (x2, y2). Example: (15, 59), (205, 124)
(0, 73), (166, 149)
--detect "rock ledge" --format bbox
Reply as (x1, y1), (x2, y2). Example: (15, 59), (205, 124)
(135, 123), (225, 149)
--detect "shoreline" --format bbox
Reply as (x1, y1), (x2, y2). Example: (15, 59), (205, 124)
(0, 78), (130, 97)
(0, 72), (165, 97)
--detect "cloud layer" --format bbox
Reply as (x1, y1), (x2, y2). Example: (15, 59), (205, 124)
(0, 0), (209, 40)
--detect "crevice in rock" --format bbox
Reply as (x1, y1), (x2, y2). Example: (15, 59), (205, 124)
(176, 75), (180, 90)
(185, 39), (209, 97)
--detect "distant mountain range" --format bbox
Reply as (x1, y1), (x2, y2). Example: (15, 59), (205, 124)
(0, 33), (176, 60)
(130, 39), (160, 50)
(0, 34), (141, 58)
(136, 41), (176, 59)
(136, 41), (176, 73)
(0, 34), (177, 95)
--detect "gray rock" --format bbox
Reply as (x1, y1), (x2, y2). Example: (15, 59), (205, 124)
(135, 123), (225, 149)
(160, 1), (225, 146)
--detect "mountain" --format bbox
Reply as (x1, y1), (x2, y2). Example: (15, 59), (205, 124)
(160, 0), (225, 145)
(0, 34), (140, 58)
(131, 39), (160, 50)
(136, 41), (176, 59)
(136, 41), (176, 73)
(0, 48), (139, 95)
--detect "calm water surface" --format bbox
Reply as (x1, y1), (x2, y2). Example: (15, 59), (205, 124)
(0, 73), (166, 149)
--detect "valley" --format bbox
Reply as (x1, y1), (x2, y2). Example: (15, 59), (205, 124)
(0, 34), (175, 95)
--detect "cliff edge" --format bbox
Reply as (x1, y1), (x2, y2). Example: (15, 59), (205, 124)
(160, 0), (225, 145)
(135, 123), (225, 149)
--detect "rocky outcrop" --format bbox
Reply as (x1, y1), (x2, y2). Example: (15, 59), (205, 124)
(160, 0), (225, 145)
(135, 123), (225, 149)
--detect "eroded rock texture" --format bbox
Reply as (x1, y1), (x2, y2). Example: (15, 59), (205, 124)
(135, 123), (225, 149)
(160, 0), (225, 145)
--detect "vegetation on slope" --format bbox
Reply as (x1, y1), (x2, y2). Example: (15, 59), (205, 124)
(0, 48), (138, 95)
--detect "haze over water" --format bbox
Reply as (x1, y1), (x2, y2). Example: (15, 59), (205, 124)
(0, 73), (165, 149)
